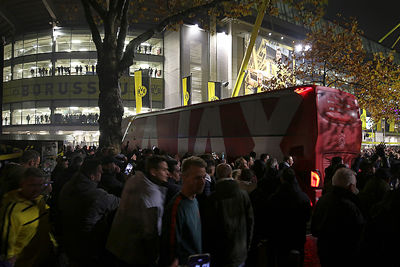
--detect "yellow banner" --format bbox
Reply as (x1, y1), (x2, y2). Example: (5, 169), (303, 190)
(389, 119), (396, 132)
(2, 76), (163, 104)
(360, 109), (367, 130)
(134, 70), (143, 113)
(182, 77), (189, 106)
(208, 82), (215, 101)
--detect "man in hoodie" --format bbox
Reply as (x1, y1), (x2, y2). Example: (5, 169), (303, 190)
(203, 163), (254, 267)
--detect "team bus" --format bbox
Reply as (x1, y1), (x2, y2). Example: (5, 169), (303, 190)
(122, 85), (362, 202)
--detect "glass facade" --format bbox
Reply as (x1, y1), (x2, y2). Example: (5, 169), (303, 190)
(3, 29), (164, 81)
(2, 28), (164, 132)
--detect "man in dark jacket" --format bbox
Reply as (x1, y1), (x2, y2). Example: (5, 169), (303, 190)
(99, 156), (123, 197)
(203, 163), (254, 267)
(58, 158), (120, 266)
(266, 168), (311, 266)
(311, 167), (365, 267)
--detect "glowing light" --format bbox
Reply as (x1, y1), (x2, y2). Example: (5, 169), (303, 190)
(72, 40), (81, 44)
(294, 86), (313, 95)
(295, 44), (303, 52)
(304, 45), (311, 51)
(311, 171), (320, 187)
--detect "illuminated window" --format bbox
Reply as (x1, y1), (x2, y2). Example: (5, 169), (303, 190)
(4, 44), (12, 60)
(55, 29), (72, 52)
(129, 61), (163, 77)
(23, 62), (38, 78)
(14, 41), (24, 57)
(13, 64), (23, 80)
(23, 34), (38, 56)
(2, 109), (10, 126)
(71, 32), (91, 51)
(37, 36), (53, 54)
(3, 67), (11, 82)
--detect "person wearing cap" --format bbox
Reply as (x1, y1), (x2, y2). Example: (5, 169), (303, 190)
(99, 156), (123, 197)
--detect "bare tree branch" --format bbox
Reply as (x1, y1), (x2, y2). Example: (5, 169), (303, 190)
(86, 0), (107, 19)
(115, 0), (126, 20)
(118, 0), (227, 72)
(81, 0), (103, 52)
(116, 0), (129, 61)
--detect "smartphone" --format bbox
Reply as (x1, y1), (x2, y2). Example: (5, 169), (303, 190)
(124, 163), (133, 175)
(187, 253), (210, 267)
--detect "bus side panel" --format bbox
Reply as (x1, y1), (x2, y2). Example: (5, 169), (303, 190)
(315, 87), (362, 183)
(280, 89), (318, 193)
(156, 112), (180, 154)
(219, 102), (255, 158)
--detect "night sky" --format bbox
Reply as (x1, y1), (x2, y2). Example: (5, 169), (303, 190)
(327, 0), (400, 49)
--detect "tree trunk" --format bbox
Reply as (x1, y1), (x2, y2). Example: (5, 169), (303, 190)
(97, 50), (124, 152)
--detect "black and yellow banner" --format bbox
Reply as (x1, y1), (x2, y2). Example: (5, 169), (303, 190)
(182, 76), (191, 106)
(134, 70), (150, 113)
(207, 81), (222, 101)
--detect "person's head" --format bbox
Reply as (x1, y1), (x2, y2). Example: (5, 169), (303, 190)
(267, 158), (278, 170)
(20, 150), (41, 168)
(331, 156), (343, 166)
(56, 156), (69, 169)
(19, 167), (47, 200)
(260, 153), (270, 162)
(216, 163), (232, 179)
(283, 155), (294, 166)
(146, 155), (169, 182)
(199, 154), (216, 176)
(101, 156), (117, 172)
(167, 159), (181, 182)
(232, 169), (242, 180)
(332, 167), (358, 194)
(234, 157), (248, 170)
(280, 168), (297, 185)
(249, 151), (257, 160)
(181, 156), (207, 199)
(80, 159), (103, 183)
(244, 155), (254, 168)
(360, 160), (375, 174)
(71, 155), (84, 169)
(239, 168), (256, 183)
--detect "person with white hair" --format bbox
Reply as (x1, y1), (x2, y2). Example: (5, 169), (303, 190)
(311, 167), (365, 267)
(332, 167), (359, 194)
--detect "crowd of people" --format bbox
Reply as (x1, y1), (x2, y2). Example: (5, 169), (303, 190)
(0, 143), (399, 267)
(30, 65), (98, 77)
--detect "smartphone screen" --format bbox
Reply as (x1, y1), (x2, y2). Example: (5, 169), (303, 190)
(124, 163), (133, 175)
(187, 253), (210, 267)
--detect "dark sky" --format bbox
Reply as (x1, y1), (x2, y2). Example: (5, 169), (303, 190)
(327, 0), (400, 49)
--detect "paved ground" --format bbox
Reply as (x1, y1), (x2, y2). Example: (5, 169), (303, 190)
(304, 235), (321, 267)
